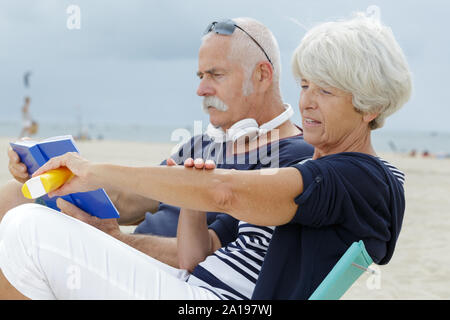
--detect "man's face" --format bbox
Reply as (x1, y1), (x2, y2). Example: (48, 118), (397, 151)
(196, 35), (252, 130)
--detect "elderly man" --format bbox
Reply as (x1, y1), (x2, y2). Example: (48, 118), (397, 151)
(0, 16), (313, 286)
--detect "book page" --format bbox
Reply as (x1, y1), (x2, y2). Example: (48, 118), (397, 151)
(11, 135), (76, 146)
(10, 139), (38, 147)
(42, 135), (76, 143)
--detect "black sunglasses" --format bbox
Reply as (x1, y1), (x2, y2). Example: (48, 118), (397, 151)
(203, 19), (274, 69)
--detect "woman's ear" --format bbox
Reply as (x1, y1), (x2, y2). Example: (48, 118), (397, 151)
(362, 112), (379, 124)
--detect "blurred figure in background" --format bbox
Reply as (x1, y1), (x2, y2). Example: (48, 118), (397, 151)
(19, 71), (38, 138)
(19, 96), (38, 138)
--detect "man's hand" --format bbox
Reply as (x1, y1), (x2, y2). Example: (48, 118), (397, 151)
(8, 145), (30, 184)
(56, 198), (121, 237)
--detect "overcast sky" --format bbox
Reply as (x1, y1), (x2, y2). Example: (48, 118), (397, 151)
(0, 0), (449, 133)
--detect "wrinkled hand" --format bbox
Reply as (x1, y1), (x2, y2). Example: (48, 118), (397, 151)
(8, 138), (31, 183)
(166, 157), (216, 169)
(57, 198), (121, 237)
(32, 152), (96, 198)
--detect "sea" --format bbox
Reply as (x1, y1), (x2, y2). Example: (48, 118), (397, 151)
(1, 120), (449, 156)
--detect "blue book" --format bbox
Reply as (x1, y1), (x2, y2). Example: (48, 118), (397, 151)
(10, 135), (120, 219)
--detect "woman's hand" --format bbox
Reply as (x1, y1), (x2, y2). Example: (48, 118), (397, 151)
(166, 157), (216, 170)
(32, 152), (98, 197)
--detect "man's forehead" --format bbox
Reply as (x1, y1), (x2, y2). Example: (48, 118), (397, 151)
(199, 34), (231, 59)
(197, 50), (230, 73)
(202, 32), (232, 48)
(198, 39), (236, 70)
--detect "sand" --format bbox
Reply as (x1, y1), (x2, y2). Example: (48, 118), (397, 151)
(1, 136), (449, 300)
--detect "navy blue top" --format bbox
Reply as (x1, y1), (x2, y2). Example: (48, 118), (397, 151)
(134, 133), (314, 239)
(251, 153), (406, 300)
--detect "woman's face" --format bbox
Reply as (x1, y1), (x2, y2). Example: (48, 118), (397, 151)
(299, 79), (368, 155)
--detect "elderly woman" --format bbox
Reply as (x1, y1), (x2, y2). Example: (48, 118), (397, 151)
(0, 14), (411, 300)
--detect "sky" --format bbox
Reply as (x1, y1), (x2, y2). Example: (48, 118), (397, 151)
(0, 0), (449, 134)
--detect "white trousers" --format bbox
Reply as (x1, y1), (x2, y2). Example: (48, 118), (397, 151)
(0, 203), (219, 300)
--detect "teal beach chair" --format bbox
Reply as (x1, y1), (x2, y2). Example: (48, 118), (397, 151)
(309, 240), (375, 300)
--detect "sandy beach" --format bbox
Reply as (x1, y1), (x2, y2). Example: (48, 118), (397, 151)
(1, 136), (449, 300)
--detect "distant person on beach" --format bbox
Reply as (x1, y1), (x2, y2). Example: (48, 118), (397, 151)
(19, 96), (38, 138)
(1, 17), (313, 279)
(0, 13), (411, 300)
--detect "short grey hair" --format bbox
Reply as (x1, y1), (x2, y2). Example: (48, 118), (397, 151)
(202, 17), (281, 96)
(292, 13), (412, 129)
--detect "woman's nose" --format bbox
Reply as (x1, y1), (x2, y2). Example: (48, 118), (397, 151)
(300, 89), (318, 111)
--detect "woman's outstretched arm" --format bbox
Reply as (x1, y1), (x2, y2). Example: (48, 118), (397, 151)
(92, 163), (302, 226)
(34, 153), (304, 226)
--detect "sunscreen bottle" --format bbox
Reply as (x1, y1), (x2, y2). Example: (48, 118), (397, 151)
(22, 167), (74, 199)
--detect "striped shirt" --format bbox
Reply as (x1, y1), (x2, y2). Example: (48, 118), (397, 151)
(187, 222), (274, 300)
(379, 157), (405, 185)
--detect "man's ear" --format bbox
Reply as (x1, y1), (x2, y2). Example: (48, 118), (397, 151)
(254, 61), (273, 90)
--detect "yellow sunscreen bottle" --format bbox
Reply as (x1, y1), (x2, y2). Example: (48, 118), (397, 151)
(22, 167), (74, 199)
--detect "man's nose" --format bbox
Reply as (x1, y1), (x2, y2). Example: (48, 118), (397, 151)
(197, 79), (215, 96)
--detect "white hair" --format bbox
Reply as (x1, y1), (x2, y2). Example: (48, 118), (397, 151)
(292, 13), (412, 129)
(202, 17), (281, 96)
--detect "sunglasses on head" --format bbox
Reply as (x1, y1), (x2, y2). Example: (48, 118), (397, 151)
(203, 19), (274, 69)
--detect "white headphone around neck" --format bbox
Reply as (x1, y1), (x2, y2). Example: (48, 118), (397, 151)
(206, 103), (294, 143)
